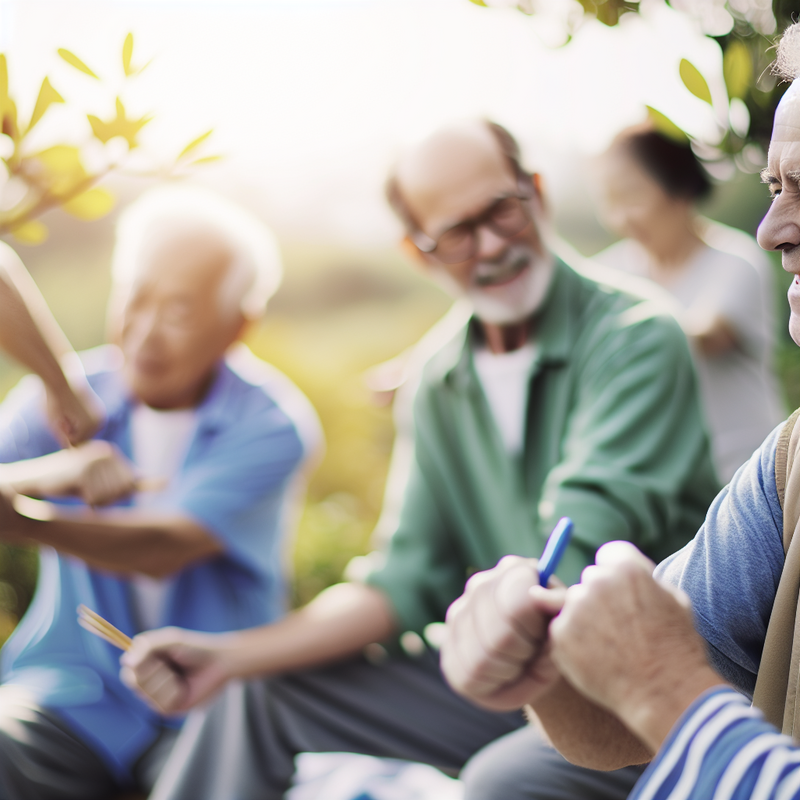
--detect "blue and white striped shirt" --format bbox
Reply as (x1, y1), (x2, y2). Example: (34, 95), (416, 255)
(632, 687), (800, 800)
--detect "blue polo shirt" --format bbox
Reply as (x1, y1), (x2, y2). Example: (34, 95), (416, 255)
(0, 344), (320, 782)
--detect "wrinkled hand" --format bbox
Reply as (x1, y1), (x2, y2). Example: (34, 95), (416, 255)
(30, 440), (138, 507)
(44, 378), (105, 447)
(120, 628), (233, 715)
(549, 541), (719, 747)
(441, 556), (565, 711)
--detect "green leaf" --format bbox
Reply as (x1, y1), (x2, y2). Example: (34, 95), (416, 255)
(34, 144), (83, 173)
(188, 154), (223, 166)
(88, 97), (152, 148)
(723, 41), (752, 101)
(468, 0), (487, 5)
(57, 49), (99, 79)
(27, 77), (64, 134)
(11, 220), (48, 244)
(0, 55), (8, 106)
(0, 54), (15, 142)
(33, 145), (87, 194)
(679, 58), (713, 105)
(646, 106), (688, 143)
(122, 33), (134, 77)
(61, 187), (115, 220)
(178, 129), (213, 160)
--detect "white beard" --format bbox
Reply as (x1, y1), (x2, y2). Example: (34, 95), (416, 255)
(431, 246), (556, 325)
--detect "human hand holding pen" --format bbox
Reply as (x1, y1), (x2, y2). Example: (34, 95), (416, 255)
(440, 519), (572, 712)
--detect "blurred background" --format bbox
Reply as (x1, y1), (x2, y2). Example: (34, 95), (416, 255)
(0, 0), (791, 640)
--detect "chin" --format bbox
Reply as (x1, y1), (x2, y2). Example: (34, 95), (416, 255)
(790, 316), (800, 348)
(470, 257), (555, 325)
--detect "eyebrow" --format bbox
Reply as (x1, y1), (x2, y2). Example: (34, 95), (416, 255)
(761, 168), (800, 186)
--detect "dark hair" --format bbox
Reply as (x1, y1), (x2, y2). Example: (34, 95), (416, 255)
(385, 120), (529, 235)
(612, 125), (712, 202)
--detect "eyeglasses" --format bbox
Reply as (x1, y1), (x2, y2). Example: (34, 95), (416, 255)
(410, 191), (533, 265)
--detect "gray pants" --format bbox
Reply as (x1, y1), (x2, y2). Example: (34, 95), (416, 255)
(151, 649), (645, 800)
(0, 685), (178, 800)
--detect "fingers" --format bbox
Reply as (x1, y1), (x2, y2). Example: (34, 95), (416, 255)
(442, 556), (560, 707)
(120, 628), (227, 715)
(593, 540), (655, 573)
(120, 658), (185, 715)
(76, 442), (138, 506)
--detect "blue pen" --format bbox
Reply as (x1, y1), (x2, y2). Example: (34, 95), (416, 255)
(538, 517), (573, 587)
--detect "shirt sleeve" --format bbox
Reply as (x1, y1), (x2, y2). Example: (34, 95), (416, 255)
(655, 425), (785, 699)
(630, 687), (800, 800)
(541, 309), (719, 582)
(708, 250), (774, 361)
(170, 399), (306, 575)
(364, 432), (466, 635)
(0, 375), (61, 462)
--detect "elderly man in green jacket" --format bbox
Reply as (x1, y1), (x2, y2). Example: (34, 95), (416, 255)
(120, 120), (718, 800)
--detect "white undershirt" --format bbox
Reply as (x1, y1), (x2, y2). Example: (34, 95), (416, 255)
(473, 343), (537, 456)
(130, 404), (197, 630)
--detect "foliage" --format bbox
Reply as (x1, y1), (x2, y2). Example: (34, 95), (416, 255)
(474, 0), (795, 170)
(0, 33), (220, 245)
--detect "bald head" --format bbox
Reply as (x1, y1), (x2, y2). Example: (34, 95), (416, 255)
(391, 121), (524, 239)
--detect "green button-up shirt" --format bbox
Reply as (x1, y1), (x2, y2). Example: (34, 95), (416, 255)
(366, 259), (719, 634)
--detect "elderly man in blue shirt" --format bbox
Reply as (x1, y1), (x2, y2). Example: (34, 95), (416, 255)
(0, 186), (321, 799)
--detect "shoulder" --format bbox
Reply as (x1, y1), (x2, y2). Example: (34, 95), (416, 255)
(655, 423), (784, 682)
(222, 344), (323, 460)
(590, 238), (644, 275)
(562, 262), (687, 367)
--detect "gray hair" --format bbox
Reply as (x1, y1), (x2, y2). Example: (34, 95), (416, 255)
(774, 21), (800, 82)
(112, 185), (282, 320)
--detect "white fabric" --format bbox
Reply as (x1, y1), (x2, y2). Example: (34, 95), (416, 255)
(473, 343), (537, 455)
(594, 222), (784, 483)
(129, 404), (197, 630)
(288, 753), (463, 800)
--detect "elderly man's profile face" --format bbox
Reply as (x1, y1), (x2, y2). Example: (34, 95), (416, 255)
(758, 81), (800, 346)
(117, 231), (245, 409)
(397, 123), (554, 325)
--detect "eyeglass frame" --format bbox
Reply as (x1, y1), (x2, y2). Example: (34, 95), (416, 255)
(393, 172), (537, 265)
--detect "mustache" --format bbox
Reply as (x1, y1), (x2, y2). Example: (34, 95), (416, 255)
(473, 247), (531, 287)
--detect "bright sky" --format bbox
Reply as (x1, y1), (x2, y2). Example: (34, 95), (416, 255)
(0, 0), (725, 244)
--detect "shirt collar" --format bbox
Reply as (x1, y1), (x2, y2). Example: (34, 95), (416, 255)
(442, 258), (575, 390)
(101, 348), (235, 434)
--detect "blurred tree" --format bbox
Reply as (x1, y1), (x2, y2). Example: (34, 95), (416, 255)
(0, 33), (220, 245)
(470, 0), (793, 172)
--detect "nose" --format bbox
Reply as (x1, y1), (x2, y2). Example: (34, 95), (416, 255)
(124, 306), (163, 354)
(757, 195), (800, 255)
(475, 224), (508, 260)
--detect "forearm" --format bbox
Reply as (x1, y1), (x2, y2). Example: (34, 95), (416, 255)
(213, 582), (397, 678)
(0, 451), (80, 497)
(528, 677), (653, 770)
(8, 497), (222, 577)
(0, 254), (76, 387)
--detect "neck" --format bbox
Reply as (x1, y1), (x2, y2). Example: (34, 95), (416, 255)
(480, 320), (532, 354)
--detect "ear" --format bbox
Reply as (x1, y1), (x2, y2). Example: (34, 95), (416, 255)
(529, 172), (549, 216)
(400, 235), (426, 264)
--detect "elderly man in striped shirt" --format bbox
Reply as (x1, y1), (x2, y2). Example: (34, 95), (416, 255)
(442, 19), (800, 800)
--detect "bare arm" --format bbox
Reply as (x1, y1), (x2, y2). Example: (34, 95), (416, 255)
(0, 490), (222, 578)
(682, 311), (738, 357)
(120, 581), (398, 713)
(0, 243), (102, 444)
(527, 678), (653, 769)
(549, 542), (726, 755)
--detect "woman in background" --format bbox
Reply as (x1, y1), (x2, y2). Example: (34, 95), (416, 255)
(594, 124), (783, 483)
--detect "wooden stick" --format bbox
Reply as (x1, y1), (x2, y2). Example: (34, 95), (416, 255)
(77, 604), (132, 651)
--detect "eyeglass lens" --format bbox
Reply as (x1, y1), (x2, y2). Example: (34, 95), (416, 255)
(433, 196), (529, 264)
